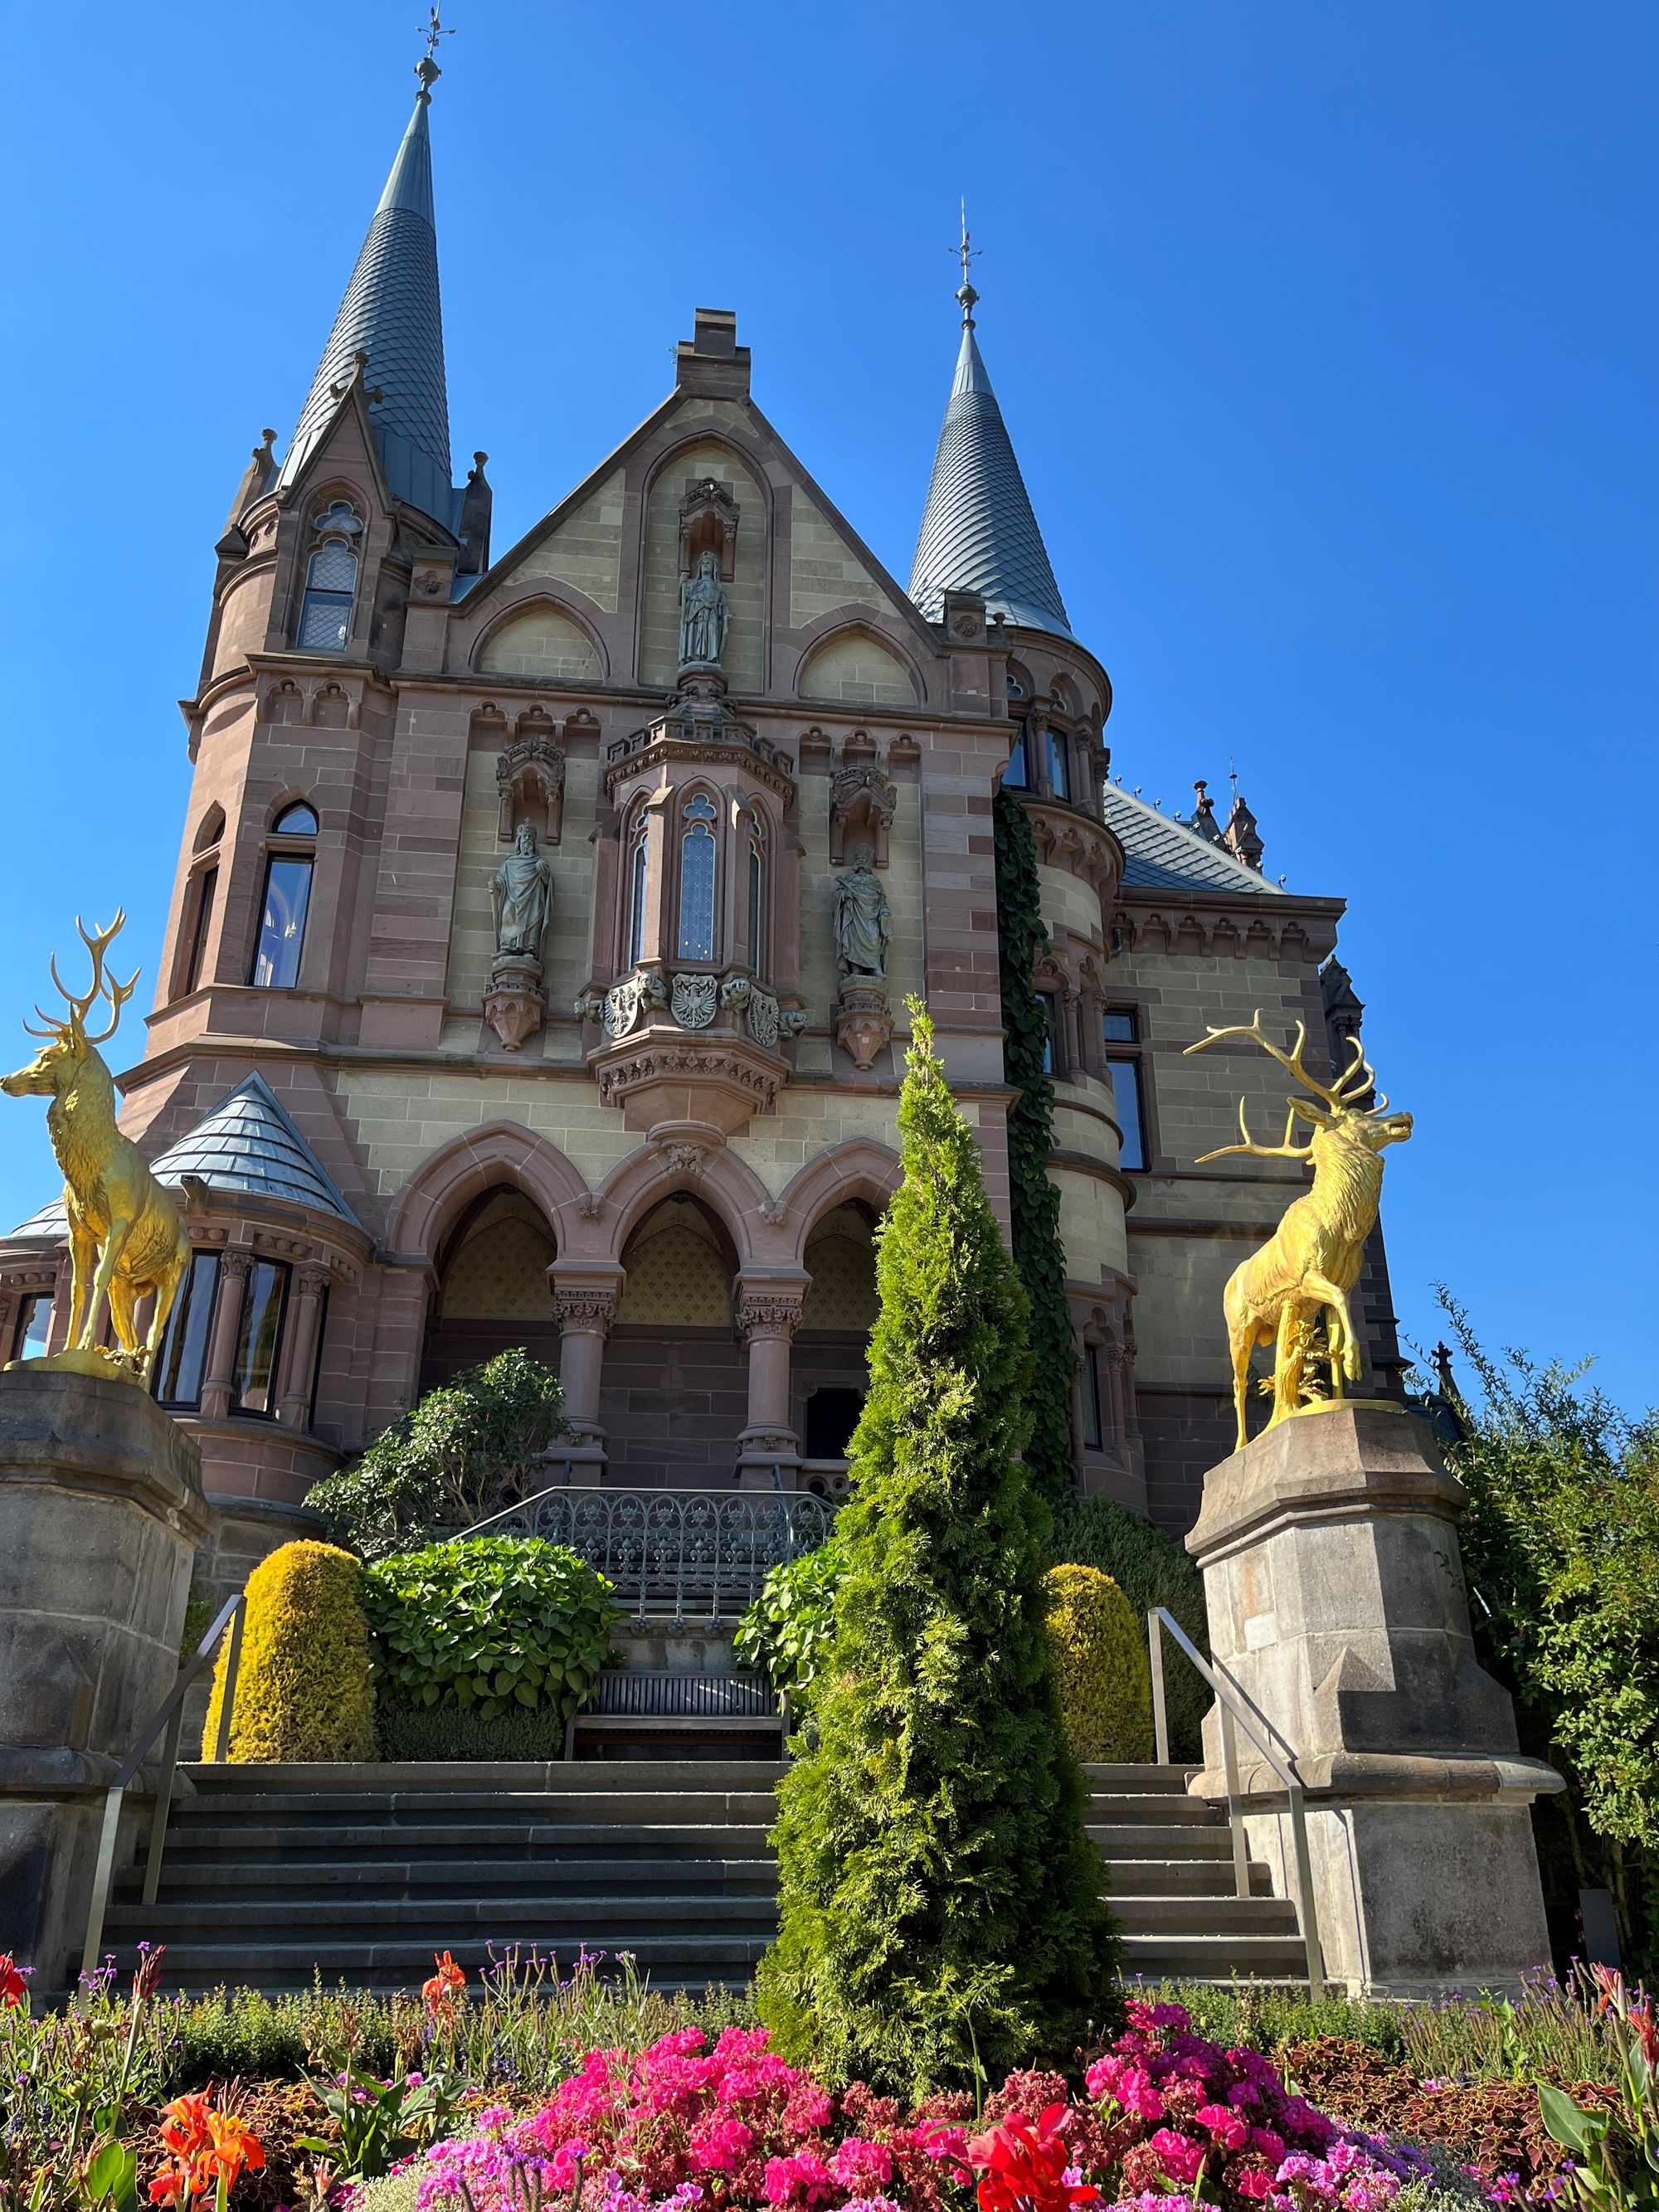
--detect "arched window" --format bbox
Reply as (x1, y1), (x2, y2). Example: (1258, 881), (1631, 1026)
(297, 502), (362, 652)
(273, 801), (319, 834)
(251, 799), (318, 990)
(1045, 726), (1072, 802)
(677, 795), (718, 961)
(627, 819), (650, 967)
(747, 829), (765, 972)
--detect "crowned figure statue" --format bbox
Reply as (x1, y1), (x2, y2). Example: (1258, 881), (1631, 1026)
(679, 550), (730, 668)
(834, 845), (891, 984)
(491, 822), (553, 967)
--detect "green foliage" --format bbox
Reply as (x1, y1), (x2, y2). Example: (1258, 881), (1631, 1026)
(1436, 1294), (1659, 1975)
(178, 1587), (215, 1664)
(304, 1348), (566, 1562)
(1132, 1975), (1409, 2059)
(202, 1540), (376, 1762)
(363, 1535), (618, 1723)
(1043, 1564), (1154, 1762)
(759, 1002), (1120, 2096)
(375, 1701), (567, 1761)
(993, 783), (1077, 1512)
(733, 1539), (844, 1716)
(1048, 1493), (1212, 1762)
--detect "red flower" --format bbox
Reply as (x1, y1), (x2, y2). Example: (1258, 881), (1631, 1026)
(966, 2105), (1099, 2212)
(0, 1954), (27, 2009)
(1630, 1998), (1659, 2069)
(422, 1950), (467, 2013)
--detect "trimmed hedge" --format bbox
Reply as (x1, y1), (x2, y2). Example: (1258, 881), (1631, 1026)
(363, 1535), (617, 1725)
(202, 1541), (375, 1762)
(1048, 1494), (1211, 1761)
(1043, 1564), (1154, 1762)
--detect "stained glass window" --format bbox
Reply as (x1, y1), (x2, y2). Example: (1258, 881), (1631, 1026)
(678, 795), (718, 961)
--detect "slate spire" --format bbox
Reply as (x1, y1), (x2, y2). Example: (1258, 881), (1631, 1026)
(280, 53), (454, 524)
(907, 217), (1073, 639)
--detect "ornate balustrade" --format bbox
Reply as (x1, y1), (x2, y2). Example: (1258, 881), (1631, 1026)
(468, 1482), (837, 1626)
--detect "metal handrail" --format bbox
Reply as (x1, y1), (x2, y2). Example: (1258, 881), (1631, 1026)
(78, 1592), (246, 1993)
(1146, 1605), (1326, 1995)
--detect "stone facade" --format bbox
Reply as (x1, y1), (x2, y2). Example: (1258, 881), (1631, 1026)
(0, 174), (1404, 1546)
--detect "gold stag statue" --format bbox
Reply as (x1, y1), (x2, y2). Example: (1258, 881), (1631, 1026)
(1184, 1013), (1413, 1450)
(2, 913), (192, 1382)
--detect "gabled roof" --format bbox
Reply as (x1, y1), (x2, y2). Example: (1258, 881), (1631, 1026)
(1104, 785), (1285, 896)
(908, 315), (1073, 639)
(278, 72), (453, 525)
(7, 1074), (361, 1240)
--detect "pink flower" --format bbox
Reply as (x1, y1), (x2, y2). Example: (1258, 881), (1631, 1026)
(763, 2151), (838, 2209)
(687, 2116), (754, 2174)
(1197, 2103), (1248, 2151)
(1146, 2129), (1206, 2187)
(831, 2139), (895, 2195)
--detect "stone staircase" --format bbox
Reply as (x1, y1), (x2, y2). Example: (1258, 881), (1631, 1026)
(101, 1757), (1306, 1993)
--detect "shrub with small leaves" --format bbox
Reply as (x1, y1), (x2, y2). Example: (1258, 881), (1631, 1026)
(202, 1540), (375, 1762)
(1043, 1563), (1154, 1762)
(733, 1539), (844, 1716)
(364, 1536), (619, 1723)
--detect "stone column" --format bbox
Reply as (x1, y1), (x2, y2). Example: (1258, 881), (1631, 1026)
(0, 1369), (211, 1991)
(197, 1248), (251, 1421)
(548, 1264), (625, 1479)
(733, 1274), (809, 1490)
(1185, 1400), (1561, 1996)
(275, 1265), (331, 1430)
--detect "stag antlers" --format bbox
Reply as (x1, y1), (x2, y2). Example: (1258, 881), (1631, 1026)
(1185, 1011), (1383, 1162)
(22, 912), (138, 1048)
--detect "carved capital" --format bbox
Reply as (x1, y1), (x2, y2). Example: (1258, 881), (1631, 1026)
(552, 1288), (618, 1334)
(735, 1291), (805, 1343)
(297, 1266), (333, 1299)
(220, 1249), (253, 1284)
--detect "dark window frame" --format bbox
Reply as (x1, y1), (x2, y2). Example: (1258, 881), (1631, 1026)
(180, 862), (218, 997)
(12, 1291), (54, 1362)
(1106, 1054), (1147, 1171)
(230, 1257), (291, 1419)
(152, 1251), (222, 1411)
(1081, 1342), (1104, 1451)
(249, 849), (315, 989)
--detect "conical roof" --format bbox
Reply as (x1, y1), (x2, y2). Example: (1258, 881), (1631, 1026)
(908, 317), (1073, 639)
(279, 74), (453, 523)
(8, 1074), (360, 1238)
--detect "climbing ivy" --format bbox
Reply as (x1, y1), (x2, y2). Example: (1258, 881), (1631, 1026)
(993, 783), (1078, 1512)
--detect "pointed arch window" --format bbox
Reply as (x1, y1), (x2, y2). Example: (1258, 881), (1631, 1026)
(747, 829), (765, 973)
(627, 818), (650, 967)
(677, 795), (718, 961)
(297, 503), (362, 652)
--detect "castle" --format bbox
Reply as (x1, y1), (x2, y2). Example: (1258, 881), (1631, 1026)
(0, 55), (1401, 1569)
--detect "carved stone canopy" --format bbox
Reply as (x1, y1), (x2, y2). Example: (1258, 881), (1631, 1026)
(679, 475), (740, 581)
(497, 727), (566, 845)
(829, 761), (898, 868)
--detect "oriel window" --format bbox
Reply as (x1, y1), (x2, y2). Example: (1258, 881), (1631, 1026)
(251, 855), (314, 989)
(627, 823), (650, 967)
(296, 505), (361, 651)
(747, 835), (764, 970)
(153, 1251), (221, 1410)
(231, 1259), (290, 1417)
(677, 795), (718, 961)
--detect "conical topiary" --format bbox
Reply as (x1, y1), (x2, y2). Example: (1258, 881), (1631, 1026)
(757, 1003), (1120, 2094)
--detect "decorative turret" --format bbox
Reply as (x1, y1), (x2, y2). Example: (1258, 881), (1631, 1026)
(1223, 788), (1264, 873)
(277, 47), (455, 526)
(907, 214), (1074, 639)
(1188, 780), (1227, 848)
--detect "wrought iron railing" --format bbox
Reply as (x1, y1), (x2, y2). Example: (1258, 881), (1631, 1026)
(587, 1668), (779, 1716)
(467, 1480), (837, 1626)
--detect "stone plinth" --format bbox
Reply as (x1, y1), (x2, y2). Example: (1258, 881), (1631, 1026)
(1185, 1400), (1560, 1995)
(0, 1368), (210, 1986)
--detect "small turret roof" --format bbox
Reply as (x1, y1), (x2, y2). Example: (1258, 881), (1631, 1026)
(909, 315), (1073, 639)
(1103, 785), (1287, 895)
(278, 72), (453, 523)
(7, 1074), (360, 1240)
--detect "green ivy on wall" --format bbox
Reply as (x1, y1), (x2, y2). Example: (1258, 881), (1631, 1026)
(994, 783), (1078, 1510)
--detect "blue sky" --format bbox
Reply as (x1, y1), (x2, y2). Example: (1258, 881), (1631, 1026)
(1, 2), (1654, 1410)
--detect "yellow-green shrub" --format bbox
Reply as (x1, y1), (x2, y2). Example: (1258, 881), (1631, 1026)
(1043, 1563), (1154, 1762)
(202, 1541), (376, 1762)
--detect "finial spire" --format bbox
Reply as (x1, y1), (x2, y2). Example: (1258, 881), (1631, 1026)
(416, 5), (453, 94)
(954, 199), (980, 328)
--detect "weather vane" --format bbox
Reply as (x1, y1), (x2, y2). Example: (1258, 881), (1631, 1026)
(953, 200), (981, 327)
(418, 5), (455, 66)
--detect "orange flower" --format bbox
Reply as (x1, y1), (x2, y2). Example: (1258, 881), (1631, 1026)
(158, 2093), (215, 2164)
(0, 1953), (27, 2008)
(147, 2163), (191, 2206)
(421, 1950), (467, 2012)
(202, 2111), (265, 2187)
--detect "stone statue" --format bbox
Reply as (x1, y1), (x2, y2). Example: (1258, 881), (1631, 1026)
(834, 844), (890, 983)
(491, 822), (552, 966)
(1, 912), (192, 1381)
(679, 550), (730, 668)
(1184, 1014), (1413, 1448)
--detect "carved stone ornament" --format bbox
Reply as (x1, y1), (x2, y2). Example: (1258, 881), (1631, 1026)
(830, 763), (898, 867)
(496, 733), (566, 844)
(735, 1291), (806, 1342)
(552, 1287), (618, 1331)
(671, 972), (719, 1029)
(834, 981), (894, 1072)
(484, 957), (547, 1052)
(586, 968), (669, 1039)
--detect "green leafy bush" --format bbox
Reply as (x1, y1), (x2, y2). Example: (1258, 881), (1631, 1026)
(305, 1349), (565, 1562)
(759, 1004), (1120, 2095)
(1437, 1295), (1659, 1975)
(202, 1540), (375, 1762)
(1043, 1563), (1154, 1762)
(733, 1539), (844, 1716)
(363, 1535), (618, 1723)
(1048, 1493), (1211, 1761)
(993, 784), (1077, 1510)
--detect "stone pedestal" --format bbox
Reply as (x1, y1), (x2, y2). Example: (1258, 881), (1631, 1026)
(0, 1369), (209, 1987)
(1185, 1400), (1560, 1995)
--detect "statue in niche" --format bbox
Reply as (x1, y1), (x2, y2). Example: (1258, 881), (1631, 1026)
(834, 843), (891, 983)
(679, 550), (730, 668)
(491, 821), (552, 966)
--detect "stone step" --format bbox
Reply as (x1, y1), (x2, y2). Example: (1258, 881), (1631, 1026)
(1110, 1893), (1299, 1934)
(110, 1934), (771, 1993)
(1107, 1856), (1274, 1897)
(105, 1892), (779, 1936)
(1081, 1793), (1221, 1825)
(146, 1823), (781, 1863)
(1118, 1930), (1311, 1974)
(118, 1855), (781, 1900)
(176, 1790), (782, 1826)
(1088, 1821), (1233, 1856)
(180, 1760), (789, 1792)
